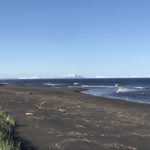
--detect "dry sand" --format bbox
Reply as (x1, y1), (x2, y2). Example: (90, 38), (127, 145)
(0, 86), (150, 150)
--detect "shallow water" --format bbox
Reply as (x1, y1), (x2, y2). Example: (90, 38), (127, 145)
(1, 78), (150, 104)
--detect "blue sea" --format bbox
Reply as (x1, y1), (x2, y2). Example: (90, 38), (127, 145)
(1, 78), (150, 104)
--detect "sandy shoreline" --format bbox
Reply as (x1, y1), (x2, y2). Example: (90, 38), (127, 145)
(0, 86), (150, 150)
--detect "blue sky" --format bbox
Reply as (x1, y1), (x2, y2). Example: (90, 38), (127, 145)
(0, 0), (150, 78)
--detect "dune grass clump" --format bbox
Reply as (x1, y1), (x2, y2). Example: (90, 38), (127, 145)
(0, 109), (20, 150)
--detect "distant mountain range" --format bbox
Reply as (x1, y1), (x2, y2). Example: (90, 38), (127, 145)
(62, 74), (84, 79)
(1, 74), (150, 80)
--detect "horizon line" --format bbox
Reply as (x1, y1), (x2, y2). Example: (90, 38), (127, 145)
(0, 77), (150, 80)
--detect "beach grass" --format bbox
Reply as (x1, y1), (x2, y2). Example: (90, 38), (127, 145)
(0, 109), (20, 150)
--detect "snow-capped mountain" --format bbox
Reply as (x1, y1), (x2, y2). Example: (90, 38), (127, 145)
(62, 74), (84, 79)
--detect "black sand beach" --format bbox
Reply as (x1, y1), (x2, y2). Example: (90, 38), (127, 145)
(0, 86), (150, 150)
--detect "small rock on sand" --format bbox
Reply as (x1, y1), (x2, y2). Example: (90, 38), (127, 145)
(27, 92), (33, 95)
(58, 109), (66, 113)
(26, 112), (34, 116)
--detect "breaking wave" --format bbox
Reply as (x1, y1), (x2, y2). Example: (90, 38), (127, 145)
(116, 87), (131, 93)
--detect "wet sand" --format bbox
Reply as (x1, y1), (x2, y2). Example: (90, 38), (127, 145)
(0, 86), (150, 150)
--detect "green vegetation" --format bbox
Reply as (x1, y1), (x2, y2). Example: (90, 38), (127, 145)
(0, 109), (20, 150)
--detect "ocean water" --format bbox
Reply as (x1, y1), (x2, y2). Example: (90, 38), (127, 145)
(0, 78), (150, 104)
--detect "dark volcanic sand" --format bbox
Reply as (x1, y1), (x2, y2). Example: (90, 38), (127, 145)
(0, 86), (150, 150)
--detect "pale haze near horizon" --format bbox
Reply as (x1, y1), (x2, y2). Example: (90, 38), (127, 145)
(0, 0), (150, 78)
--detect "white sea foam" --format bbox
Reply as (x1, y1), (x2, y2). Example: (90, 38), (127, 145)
(115, 85), (144, 93)
(74, 82), (79, 85)
(114, 84), (119, 87)
(43, 83), (55, 86)
(134, 86), (144, 89)
(81, 85), (115, 88)
(0, 83), (8, 85)
(116, 87), (131, 93)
